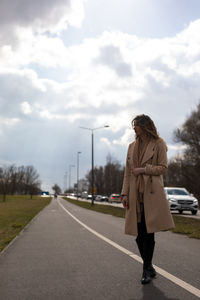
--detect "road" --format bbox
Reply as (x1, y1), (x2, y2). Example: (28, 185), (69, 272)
(77, 197), (200, 219)
(0, 197), (199, 300)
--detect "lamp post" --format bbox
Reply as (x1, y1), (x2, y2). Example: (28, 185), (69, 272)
(63, 172), (68, 194)
(69, 164), (75, 192)
(80, 125), (109, 205)
(77, 151), (81, 199)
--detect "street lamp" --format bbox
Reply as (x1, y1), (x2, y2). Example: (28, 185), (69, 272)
(69, 164), (75, 192)
(80, 125), (109, 205)
(63, 172), (68, 193)
(77, 151), (82, 200)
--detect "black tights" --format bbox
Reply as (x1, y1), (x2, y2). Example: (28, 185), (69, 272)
(136, 211), (155, 268)
(137, 212), (155, 243)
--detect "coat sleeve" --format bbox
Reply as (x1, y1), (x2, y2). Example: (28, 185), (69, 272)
(121, 144), (131, 195)
(145, 139), (168, 176)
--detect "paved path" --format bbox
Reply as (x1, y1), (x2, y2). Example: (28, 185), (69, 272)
(0, 197), (199, 299)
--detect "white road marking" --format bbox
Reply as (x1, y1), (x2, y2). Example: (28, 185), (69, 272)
(58, 198), (200, 298)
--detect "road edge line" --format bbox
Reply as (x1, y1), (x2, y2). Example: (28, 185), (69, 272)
(58, 198), (200, 298)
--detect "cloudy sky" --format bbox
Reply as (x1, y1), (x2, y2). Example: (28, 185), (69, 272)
(1, 0), (200, 192)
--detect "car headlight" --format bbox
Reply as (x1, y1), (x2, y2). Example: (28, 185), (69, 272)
(193, 199), (198, 204)
(169, 198), (177, 203)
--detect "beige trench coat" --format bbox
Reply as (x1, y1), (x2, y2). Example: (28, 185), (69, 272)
(121, 137), (174, 236)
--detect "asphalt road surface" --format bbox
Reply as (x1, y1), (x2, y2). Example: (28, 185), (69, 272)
(0, 197), (199, 300)
(76, 197), (200, 219)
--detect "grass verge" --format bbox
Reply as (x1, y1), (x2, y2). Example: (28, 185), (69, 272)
(0, 195), (51, 252)
(64, 197), (200, 239)
(172, 216), (200, 239)
(64, 197), (125, 218)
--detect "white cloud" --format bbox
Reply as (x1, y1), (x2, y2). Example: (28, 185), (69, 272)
(0, 0), (85, 37)
(20, 102), (32, 115)
(167, 144), (187, 151)
(1, 13), (200, 188)
(167, 144), (188, 160)
(0, 116), (20, 136)
(1, 20), (200, 139)
(1, 21), (200, 118)
(113, 128), (133, 146)
(0, 117), (19, 126)
(96, 45), (132, 77)
(0, 0), (86, 80)
(100, 137), (112, 147)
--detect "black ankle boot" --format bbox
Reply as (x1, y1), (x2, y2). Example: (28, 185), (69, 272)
(141, 268), (151, 284)
(143, 240), (155, 270)
(136, 238), (152, 284)
(147, 264), (156, 278)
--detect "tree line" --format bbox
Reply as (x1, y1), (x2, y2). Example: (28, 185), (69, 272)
(0, 165), (41, 201)
(52, 184), (62, 195)
(86, 103), (200, 199)
(165, 103), (200, 198)
(50, 103), (200, 200)
(86, 154), (124, 196)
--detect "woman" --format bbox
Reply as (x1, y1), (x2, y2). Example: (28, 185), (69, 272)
(121, 114), (174, 285)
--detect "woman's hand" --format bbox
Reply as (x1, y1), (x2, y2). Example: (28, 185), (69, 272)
(122, 195), (129, 209)
(131, 167), (145, 176)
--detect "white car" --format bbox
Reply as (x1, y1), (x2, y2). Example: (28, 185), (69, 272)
(164, 187), (199, 215)
(95, 195), (103, 201)
(108, 194), (121, 203)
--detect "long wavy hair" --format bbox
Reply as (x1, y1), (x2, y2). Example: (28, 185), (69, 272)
(132, 114), (159, 139)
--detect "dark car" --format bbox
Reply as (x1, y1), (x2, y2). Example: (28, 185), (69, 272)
(101, 196), (109, 202)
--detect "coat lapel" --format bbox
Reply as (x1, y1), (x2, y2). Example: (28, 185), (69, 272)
(141, 139), (156, 165)
(129, 142), (135, 164)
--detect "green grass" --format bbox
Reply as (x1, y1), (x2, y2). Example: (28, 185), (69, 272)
(64, 197), (125, 218)
(64, 197), (200, 239)
(0, 195), (51, 252)
(172, 216), (200, 239)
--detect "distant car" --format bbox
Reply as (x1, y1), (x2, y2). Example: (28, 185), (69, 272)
(101, 196), (109, 202)
(108, 194), (121, 203)
(82, 191), (88, 199)
(41, 191), (49, 197)
(164, 187), (199, 215)
(95, 195), (102, 201)
(87, 194), (93, 200)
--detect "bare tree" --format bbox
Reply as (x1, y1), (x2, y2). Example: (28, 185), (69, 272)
(23, 166), (41, 198)
(52, 184), (62, 195)
(16, 166), (26, 194)
(174, 103), (200, 158)
(0, 164), (41, 201)
(0, 165), (17, 201)
(165, 103), (200, 197)
(86, 154), (124, 196)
